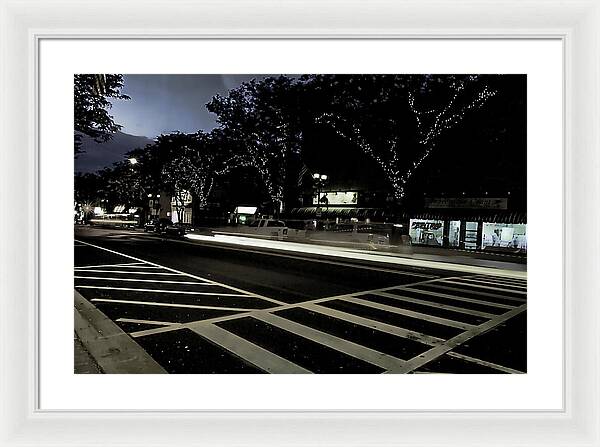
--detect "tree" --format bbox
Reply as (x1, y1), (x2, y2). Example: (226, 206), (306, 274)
(207, 76), (303, 215)
(160, 131), (233, 221)
(98, 162), (145, 210)
(74, 74), (130, 155)
(305, 75), (496, 200)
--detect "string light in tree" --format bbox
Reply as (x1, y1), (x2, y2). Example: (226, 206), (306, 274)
(318, 75), (496, 200)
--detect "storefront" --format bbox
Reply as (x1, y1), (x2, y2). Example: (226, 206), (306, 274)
(233, 206), (257, 225)
(171, 190), (193, 224)
(482, 222), (527, 250)
(464, 221), (479, 250)
(448, 220), (461, 247)
(409, 219), (444, 246)
(407, 213), (527, 252)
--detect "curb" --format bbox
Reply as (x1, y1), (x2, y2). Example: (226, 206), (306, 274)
(74, 290), (167, 374)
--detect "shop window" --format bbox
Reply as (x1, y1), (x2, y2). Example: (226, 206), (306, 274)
(409, 219), (444, 246)
(464, 221), (479, 250)
(449, 220), (461, 247)
(482, 223), (527, 250)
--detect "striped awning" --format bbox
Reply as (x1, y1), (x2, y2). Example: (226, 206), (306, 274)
(408, 212), (527, 224)
(289, 207), (388, 219)
(288, 207), (526, 224)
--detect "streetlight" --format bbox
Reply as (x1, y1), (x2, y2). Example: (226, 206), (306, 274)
(128, 157), (144, 226)
(313, 173), (328, 218)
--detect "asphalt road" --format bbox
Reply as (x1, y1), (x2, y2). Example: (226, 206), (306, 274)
(74, 226), (527, 374)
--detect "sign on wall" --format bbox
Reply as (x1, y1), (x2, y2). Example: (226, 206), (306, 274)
(313, 191), (358, 206)
(425, 197), (508, 210)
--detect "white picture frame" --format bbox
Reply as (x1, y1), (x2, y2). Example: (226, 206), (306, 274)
(1, 0), (599, 445)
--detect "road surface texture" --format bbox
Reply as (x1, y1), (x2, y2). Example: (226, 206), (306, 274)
(74, 226), (527, 374)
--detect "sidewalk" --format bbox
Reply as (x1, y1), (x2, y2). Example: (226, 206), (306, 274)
(74, 290), (167, 374)
(74, 332), (102, 374)
(403, 244), (526, 268)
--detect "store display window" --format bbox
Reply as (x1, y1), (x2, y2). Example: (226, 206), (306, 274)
(409, 219), (444, 246)
(482, 222), (527, 250)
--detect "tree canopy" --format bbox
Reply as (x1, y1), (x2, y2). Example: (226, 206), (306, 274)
(76, 74), (521, 218)
(207, 76), (303, 212)
(74, 74), (129, 155)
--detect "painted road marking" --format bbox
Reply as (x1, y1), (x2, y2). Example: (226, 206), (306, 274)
(124, 282), (527, 374)
(77, 265), (163, 270)
(90, 298), (258, 312)
(124, 275), (526, 374)
(75, 262), (147, 269)
(457, 276), (527, 290)
(116, 318), (180, 326)
(400, 287), (515, 309)
(129, 279), (472, 340)
(374, 291), (497, 319)
(75, 276), (212, 285)
(300, 302), (445, 347)
(74, 242), (527, 374)
(128, 279), (452, 340)
(446, 352), (524, 374)
(76, 285), (251, 297)
(253, 312), (407, 372)
(342, 296), (476, 331)
(73, 269), (184, 276)
(424, 284), (526, 303)
(470, 274), (527, 285)
(395, 304), (527, 374)
(75, 239), (286, 306)
(440, 278), (527, 294)
(189, 323), (311, 374)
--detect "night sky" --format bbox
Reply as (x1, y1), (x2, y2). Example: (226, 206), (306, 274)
(110, 74), (273, 137)
(76, 74), (274, 172)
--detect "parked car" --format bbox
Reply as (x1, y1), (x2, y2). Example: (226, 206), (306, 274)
(144, 219), (159, 232)
(246, 218), (288, 239)
(145, 218), (185, 237)
(164, 222), (186, 237)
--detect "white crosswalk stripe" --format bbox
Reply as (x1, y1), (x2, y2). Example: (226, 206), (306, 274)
(126, 274), (527, 374)
(74, 240), (284, 320)
(253, 312), (407, 372)
(341, 296), (476, 331)
(374, 291), (498, 319)
(453, 276), (527, 290)
(189, 323), (311, 374)
(421, 283), (526, 303)
(398, 286), (515, 309)
(76, 240), (526, 374)
(438, 278), (527, 294)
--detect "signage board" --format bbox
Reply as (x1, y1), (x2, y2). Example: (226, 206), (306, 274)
(425, 197), (508, 210)
(312, 191), (358, 206)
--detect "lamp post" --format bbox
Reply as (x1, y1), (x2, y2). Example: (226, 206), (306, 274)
(313, 173), (328, 218)
(128, 157), (144, 226)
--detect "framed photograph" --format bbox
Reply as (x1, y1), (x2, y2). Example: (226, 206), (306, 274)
(1, 0), (599, 446)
